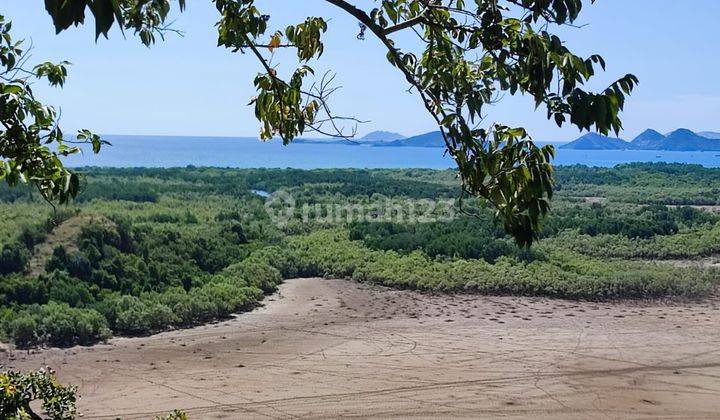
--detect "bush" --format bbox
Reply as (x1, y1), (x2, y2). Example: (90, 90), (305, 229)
(0, 275), (47, 305)
(4, 303), (112, 348)
(115, 300), (178, 335)
(38, 303), (111, 347)
(221, 257), (282, 293)
(8, 315), (38, 348)
(18, 225), (47, 250)
(0, 368), (77, 420)
(169, 293), (218, 326)
(196, 282), (262, 317)
(46, 245), (69, 273)
(46, 271), (95, 307)
(246, 246), (300, 278)
(0, 243), (29, 274)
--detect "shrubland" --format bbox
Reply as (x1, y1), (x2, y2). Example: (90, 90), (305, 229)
(292, 230), (715, 299)
(0, 163), (718, 348)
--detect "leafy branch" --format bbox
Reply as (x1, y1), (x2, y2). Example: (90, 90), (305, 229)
(0, 16), (107, 204)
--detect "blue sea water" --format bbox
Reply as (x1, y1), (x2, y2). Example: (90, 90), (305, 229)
(65, 135), (720, 169)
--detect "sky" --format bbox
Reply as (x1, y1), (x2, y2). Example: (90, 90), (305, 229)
(2, 1), (719, 141)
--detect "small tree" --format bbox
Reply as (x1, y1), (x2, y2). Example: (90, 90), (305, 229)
(6, 1), (637, 245)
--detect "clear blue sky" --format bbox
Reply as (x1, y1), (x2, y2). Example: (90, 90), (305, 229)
(3, 1), (719, 141)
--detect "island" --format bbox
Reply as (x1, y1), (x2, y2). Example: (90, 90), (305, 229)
(561, 128), (720, 151)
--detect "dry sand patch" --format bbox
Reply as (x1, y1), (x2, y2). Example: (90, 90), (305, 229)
(3, 278), (720, 419)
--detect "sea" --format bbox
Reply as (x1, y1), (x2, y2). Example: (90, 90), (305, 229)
(65, 135), (720, 169)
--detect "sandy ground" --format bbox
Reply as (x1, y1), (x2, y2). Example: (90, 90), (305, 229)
(3, 278), (720, 419)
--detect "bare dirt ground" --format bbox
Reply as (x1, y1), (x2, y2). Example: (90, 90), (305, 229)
(3, 278), (720, 419)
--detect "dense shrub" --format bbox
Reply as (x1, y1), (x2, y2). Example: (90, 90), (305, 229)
(247, 246), (301, 278)
(2, 303), (111, 348)
(114, 297), (178, 335)
(75, 179), (159, 203)
(556, 163), (720, 205)
(45, 271), (96, 307)
(221, 257), (282, 293)
(554, 223), (720, 259)
(37, 303), (111, 347)
(293, 230), (717, 300)
(47, 247), (95, 281)
(18, 225), (48, 250)
(0, 275), (47, 305)
(350, 218), (533, 262)
(0, 238), (284, 346)
(7, 315), (38, 348)
(542, 203), (718, 239)
(0, 243), (29, 274)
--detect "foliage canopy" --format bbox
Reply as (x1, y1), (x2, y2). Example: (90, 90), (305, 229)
(0, 15), (106, 205)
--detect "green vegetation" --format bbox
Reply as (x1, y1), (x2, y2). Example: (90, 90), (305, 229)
(0, 368), (77, 419)
(6, 1), (636, 244)
(292, 230), (714, 299)
(555, 163), (720, 205)
(0, 15), (105, 204)
(0, 163), (718, 349)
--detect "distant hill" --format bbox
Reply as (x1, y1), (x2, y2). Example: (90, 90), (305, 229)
(379, 131), (445, 148)
(294, 130), (406, 145)
(699, 131), (720, 140)
(299, 128), (720, 151)
(361, 131), (406, 142)
(563, 129), (720, 151)
(560, 133), (631, 150)
(630, 129), (665, 149)
(658, 129), (720, 151)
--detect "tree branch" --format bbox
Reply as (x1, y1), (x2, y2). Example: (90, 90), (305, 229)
(322, 0), (453, 149)
(384, 15), (426, 34)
